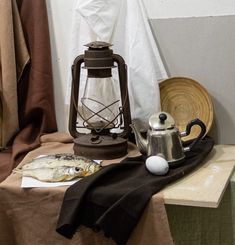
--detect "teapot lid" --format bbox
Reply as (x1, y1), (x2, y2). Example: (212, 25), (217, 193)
(149, 112), (175, 130)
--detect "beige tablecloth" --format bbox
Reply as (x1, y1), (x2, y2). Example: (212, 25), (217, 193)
(0, 132), (173, 245)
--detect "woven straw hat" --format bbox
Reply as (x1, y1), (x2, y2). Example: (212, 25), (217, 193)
(159, 77), (214, 141)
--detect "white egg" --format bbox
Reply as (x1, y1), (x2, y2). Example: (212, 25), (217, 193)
(145, 156), (169, 175)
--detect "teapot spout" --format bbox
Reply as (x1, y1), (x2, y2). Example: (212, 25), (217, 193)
(130, 124), (147, 155)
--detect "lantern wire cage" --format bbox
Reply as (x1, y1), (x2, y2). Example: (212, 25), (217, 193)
(72, 94), (126, 134)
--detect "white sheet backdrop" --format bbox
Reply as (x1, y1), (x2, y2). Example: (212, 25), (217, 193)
(65, 0), (168, 131)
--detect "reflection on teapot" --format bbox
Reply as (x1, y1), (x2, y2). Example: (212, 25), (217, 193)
(130, 112), (206, 165)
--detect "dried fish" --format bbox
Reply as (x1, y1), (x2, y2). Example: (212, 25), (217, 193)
(14, 154), (101, 182)
(14, 166), (86, 182)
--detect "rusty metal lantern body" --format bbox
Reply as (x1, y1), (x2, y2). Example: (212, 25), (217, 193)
(69, 41), (132, 159)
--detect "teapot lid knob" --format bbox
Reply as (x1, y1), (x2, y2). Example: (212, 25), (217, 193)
(149, 111), (175, 130)
(159, 113), (167, 124)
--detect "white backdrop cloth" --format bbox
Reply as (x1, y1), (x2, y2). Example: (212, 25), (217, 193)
(66, 0), (168, 131)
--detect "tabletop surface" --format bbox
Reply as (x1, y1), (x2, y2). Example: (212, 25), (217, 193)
(1, 133), (234, 245)
(161, 144), (235, 208)
(162, 145), (235, 208)
(104, 143), (235, 208)
(1, 133), (235, 209)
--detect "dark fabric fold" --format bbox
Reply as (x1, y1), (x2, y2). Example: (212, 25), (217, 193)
(56, 137), (214, 245)
(0, 0), (57, 182)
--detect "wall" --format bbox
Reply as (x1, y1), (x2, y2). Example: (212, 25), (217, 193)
(151, 16), (235, 144)
(144, 0), (235, 18)
(45, 0), (235, 144)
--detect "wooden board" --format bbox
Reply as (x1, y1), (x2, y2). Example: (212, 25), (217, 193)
(160, 145), (235, 208)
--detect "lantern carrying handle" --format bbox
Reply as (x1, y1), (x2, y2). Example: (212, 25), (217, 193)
(69, 53), (132, 140)
(69, 54), (85, 138)
(113, 54), (132, 138)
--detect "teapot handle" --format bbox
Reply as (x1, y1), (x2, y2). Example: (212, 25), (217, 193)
(180, 118), (206, 152)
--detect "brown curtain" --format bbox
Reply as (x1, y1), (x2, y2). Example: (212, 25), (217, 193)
(0, 0), (57, 182)
(0, 0), (29, 149)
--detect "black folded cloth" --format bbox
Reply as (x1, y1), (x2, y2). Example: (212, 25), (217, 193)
(56, 137), (214, 245)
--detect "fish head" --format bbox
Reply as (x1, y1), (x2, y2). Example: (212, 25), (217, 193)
(67, 166), (84, 177)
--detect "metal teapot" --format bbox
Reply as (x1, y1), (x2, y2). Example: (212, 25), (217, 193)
(130, 112), (206, 164)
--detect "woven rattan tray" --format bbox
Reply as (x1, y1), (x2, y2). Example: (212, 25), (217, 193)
(159, 77), (214, 141)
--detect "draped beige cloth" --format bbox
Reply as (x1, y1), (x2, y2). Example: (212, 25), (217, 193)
(0, 0), (29, 148)
(0, 0), (57, 183)
(0, 132), (174, 245)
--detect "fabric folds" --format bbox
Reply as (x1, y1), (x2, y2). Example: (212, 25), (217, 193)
(0, 0), (29, 148)
(57, 137), (214, 245)
(0, 0), (57, 182)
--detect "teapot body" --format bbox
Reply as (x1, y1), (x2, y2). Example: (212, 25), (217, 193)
(131, 112), (206, 165)
(145, 112), (206, 164)
(147, 127), (185, 164)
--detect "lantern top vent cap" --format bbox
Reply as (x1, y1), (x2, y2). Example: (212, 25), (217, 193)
(85, 41), (113, 49)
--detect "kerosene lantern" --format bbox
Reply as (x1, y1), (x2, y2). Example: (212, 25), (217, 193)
(69, 41), (132, 159)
